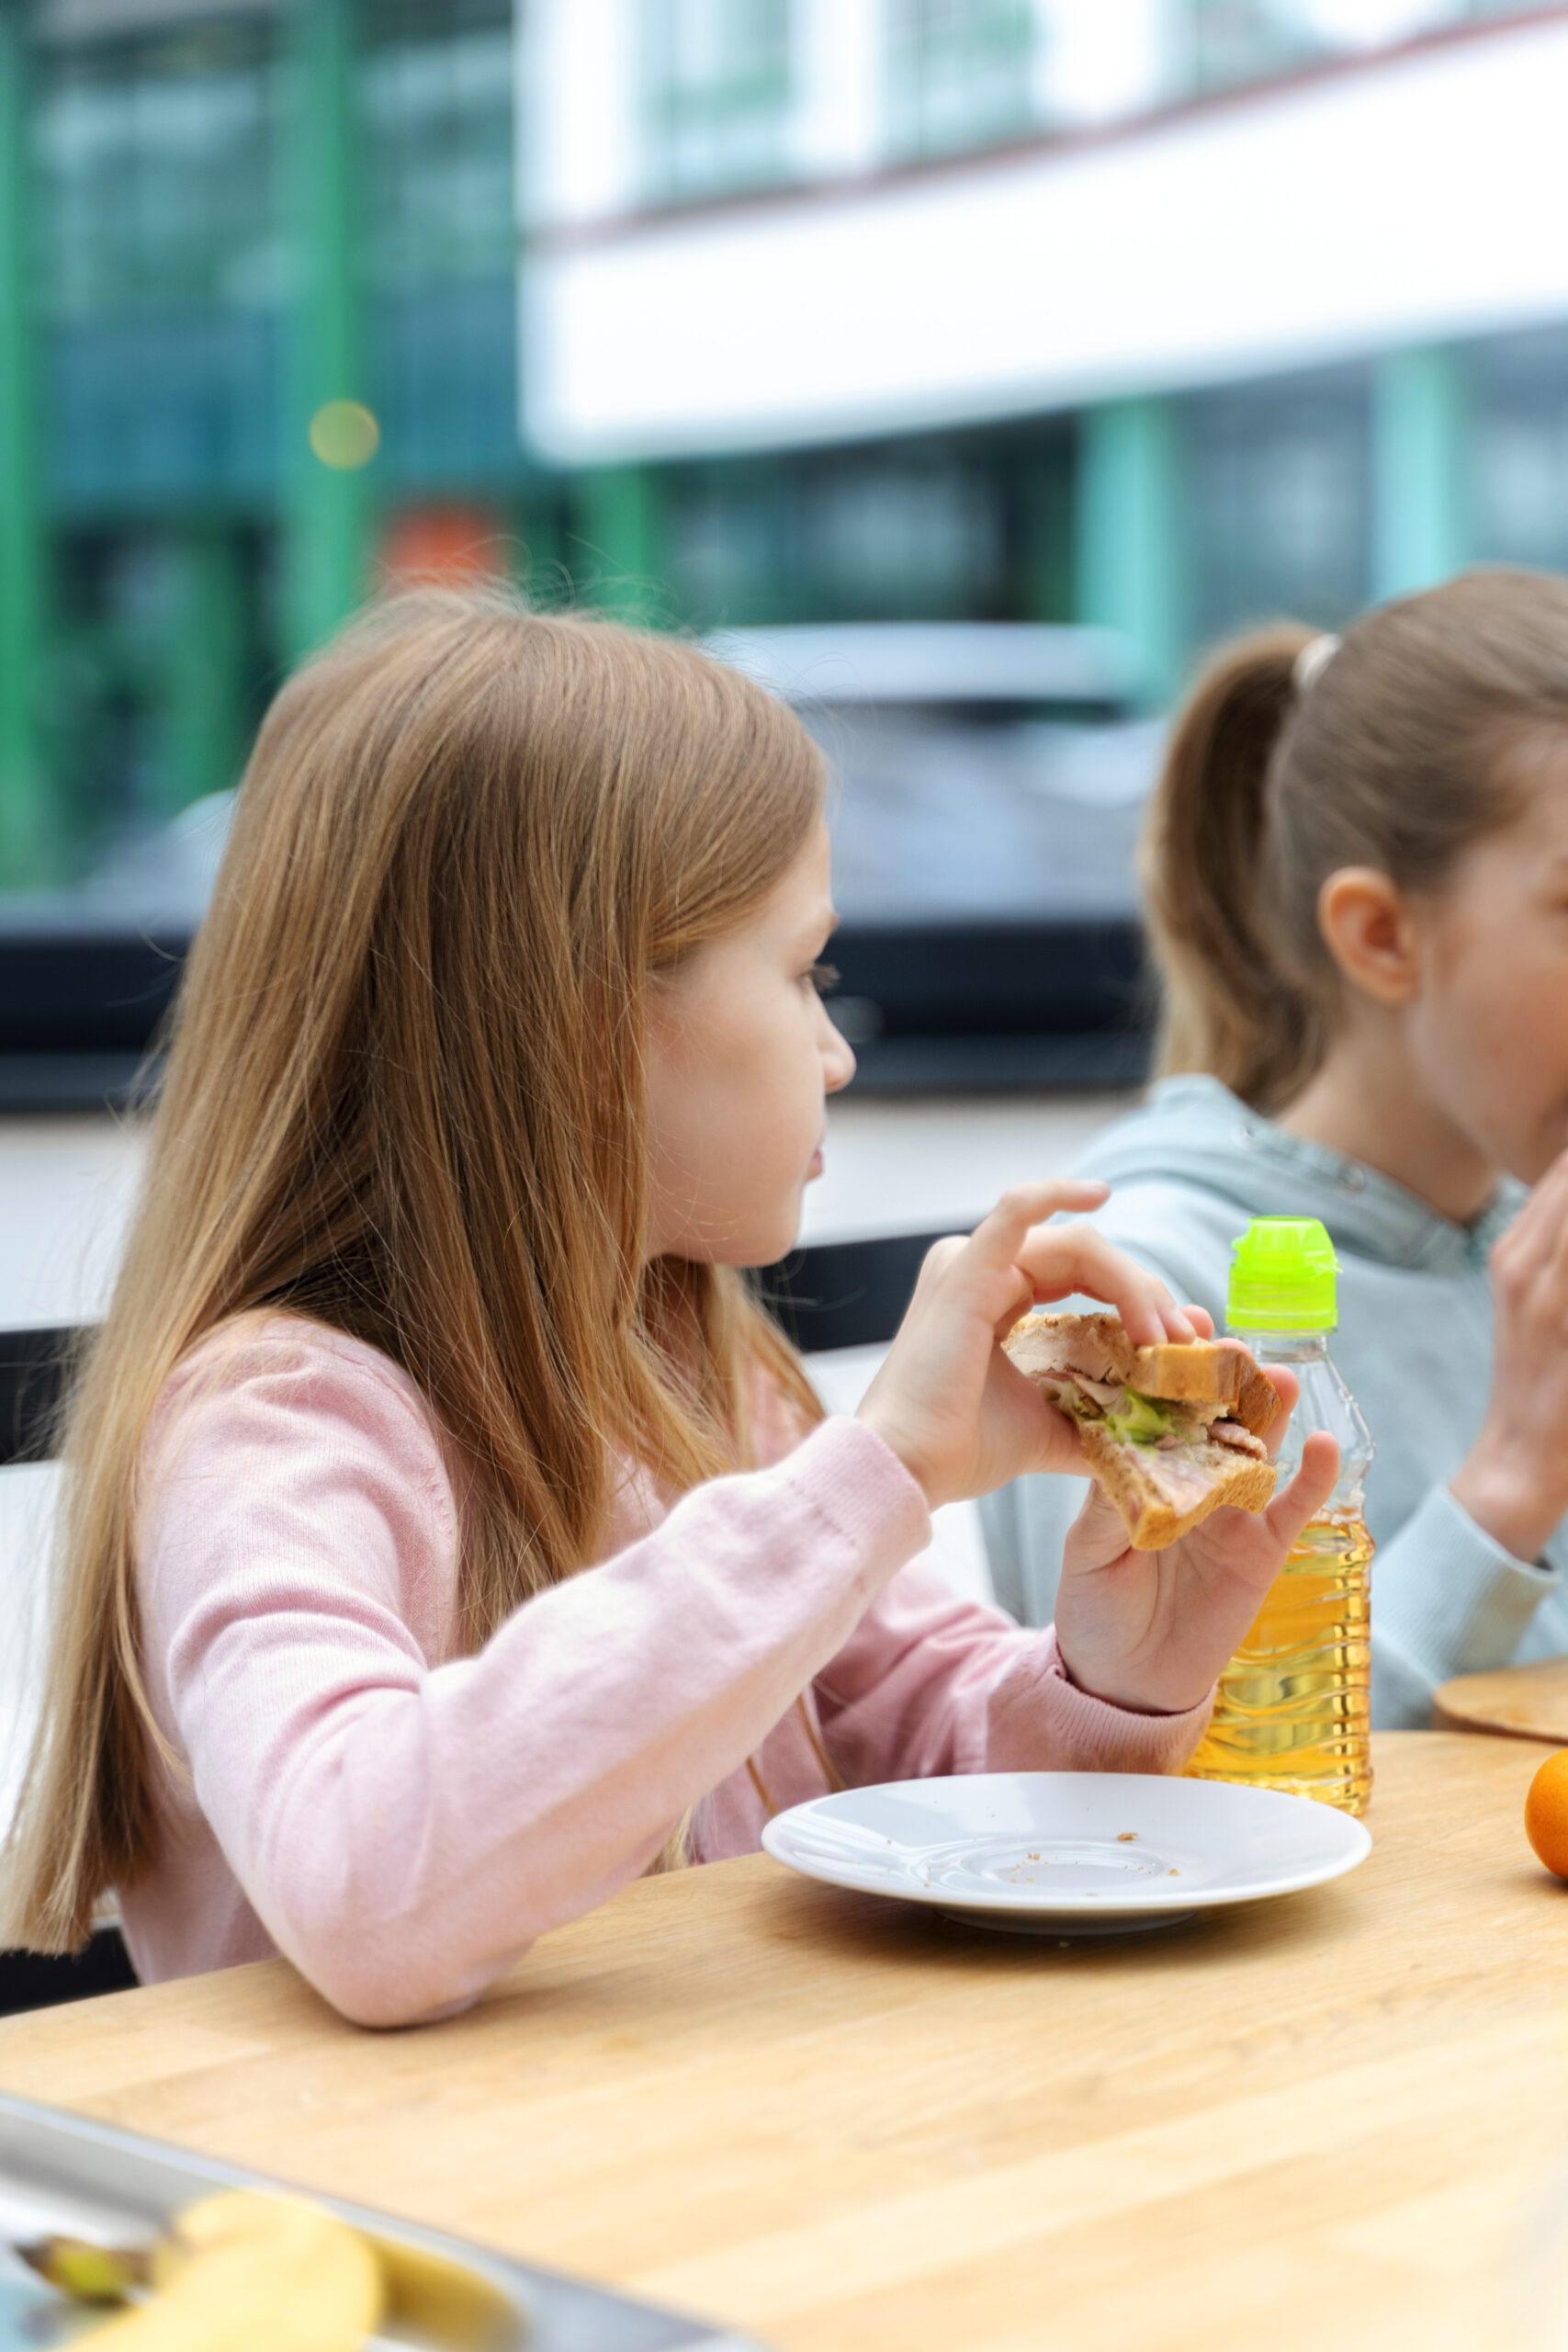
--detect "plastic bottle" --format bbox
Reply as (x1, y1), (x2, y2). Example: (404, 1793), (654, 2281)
(1184, 1216), (1374, 1815)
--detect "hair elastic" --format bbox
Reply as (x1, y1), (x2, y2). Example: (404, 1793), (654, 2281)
(1293, 633), (1341, 694)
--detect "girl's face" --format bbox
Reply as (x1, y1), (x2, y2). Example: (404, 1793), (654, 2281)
(1406, 750), (1568, 1184)
(644, 817), (855, 1267)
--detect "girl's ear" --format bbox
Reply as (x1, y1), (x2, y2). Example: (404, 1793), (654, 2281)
(1316, 865), (1422, 1005)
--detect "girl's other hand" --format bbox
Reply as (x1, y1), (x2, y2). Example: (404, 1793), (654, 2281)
(854, 1182), (1200, 1511)
(1054, 1375), (1340, 1715)
(1451, 1141), (1568, 1564)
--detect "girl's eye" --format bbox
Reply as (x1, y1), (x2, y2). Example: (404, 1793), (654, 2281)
(805, 960), (840, 996)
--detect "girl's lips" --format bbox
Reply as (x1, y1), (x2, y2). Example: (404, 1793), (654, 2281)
(807, 1147), (824, 1179)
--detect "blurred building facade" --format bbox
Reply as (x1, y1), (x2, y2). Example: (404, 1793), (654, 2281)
(7, 1), (1568, 888)
(523, 0), (1568, 704)
(0, 0), (536, 888)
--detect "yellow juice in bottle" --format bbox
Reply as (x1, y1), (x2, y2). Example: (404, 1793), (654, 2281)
(1185, 1216), (1374, 1816)
(1185, 1508), (1372, 1814)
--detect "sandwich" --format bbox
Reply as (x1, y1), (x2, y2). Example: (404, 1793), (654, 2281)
(1002, 1311), (1282, 1550)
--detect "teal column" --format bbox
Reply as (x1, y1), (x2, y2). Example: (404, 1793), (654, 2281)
(1025, 441), (1074, 625)
(161, 529), (247, 815)
(0, 0), (48, 880)
(573, 466), (664, 622)
(1074, 397), (1182, 709)
(1371, 345), (1468, 604)
(283, 0), (373, 662)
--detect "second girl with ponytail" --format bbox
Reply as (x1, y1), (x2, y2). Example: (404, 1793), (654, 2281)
(986, 568), (1568, 1727)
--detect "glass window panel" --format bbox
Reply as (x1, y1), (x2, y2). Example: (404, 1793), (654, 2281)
(48, 312), (280, 505)
(886, 0), (1037, 158)
(1173, 0), (1568, 96)
(371, 278), (519, 491)
(36, 24), (279, 322)
(360, 0), (518, 490)
(800, 463), (1003, 616)
(1182, 365), (1371, 640)
(663, 438), (1038, 628)
(640, 0), (794, 202)
(362, 11), (515, 287)
(1471, 327), (1568, 574)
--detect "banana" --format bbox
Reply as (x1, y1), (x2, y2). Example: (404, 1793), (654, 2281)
(93, 2189), (382, 2352)
(17, 2235), (148, 2302)
(15, 2188), (519, 2349)
(370, 2236), (516, 2349)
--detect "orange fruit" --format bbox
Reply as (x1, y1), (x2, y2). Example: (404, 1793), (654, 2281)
(1524, 1750), (1568, 1878)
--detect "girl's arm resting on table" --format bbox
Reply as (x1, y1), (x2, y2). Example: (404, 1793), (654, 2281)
(812, 1562), (1213, 1787)
(142, 1353), (930, 2028)
(1370, 1484), (1559, 1728)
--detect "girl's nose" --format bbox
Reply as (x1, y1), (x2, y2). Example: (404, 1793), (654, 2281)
(822, 1012), (856, 1095)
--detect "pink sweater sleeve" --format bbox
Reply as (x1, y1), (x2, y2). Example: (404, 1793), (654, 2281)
(140, 1342), (930, 2027)
(812, 1562), (1213, 1785)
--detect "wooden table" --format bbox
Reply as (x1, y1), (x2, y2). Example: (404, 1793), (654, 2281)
(2, 1732), (1566, 2352)
(1435, 1656), (1568, 1743)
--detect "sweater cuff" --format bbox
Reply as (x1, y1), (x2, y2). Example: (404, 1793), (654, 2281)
(986, 1629), (1214, 1776)
(1374, 1482), (1558, 1684)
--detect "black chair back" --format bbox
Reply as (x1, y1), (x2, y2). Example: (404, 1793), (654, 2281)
(758, 1227), (951, 1354)
(0, 1322), (135, 2013)
(0, 1325), (75, 1468)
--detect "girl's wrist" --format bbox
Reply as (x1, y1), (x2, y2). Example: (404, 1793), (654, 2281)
(852, 1402), (940, 1510)
(1055, 1639), (1198, 1719)
(1450, 1450), (1568, 1566)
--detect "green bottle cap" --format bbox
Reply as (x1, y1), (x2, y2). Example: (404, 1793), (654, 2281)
(1227, 1216), (1339, 1332)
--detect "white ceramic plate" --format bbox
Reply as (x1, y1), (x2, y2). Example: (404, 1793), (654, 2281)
(761, 1771), (1371, 1935)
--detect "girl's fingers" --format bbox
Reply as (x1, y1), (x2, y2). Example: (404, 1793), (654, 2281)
(935, 1182), (1197, 1352)
(907, 1184), (1114, 1338)
(1261, 1430), (1339, 1548)
(965, 1182), (1110, 1267)
(1537, 1159), (1568, 1288)
(1012, 1223), (1196, 1347)
(1497, 1146), (1568, 1280)
(942, 1183), (1111, 1329)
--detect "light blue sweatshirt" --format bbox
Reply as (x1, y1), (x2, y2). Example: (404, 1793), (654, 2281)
(979, 1074), (1568, 1727)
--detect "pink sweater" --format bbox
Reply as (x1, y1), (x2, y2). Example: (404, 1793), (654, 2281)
(123, 1318), (1212, 2025)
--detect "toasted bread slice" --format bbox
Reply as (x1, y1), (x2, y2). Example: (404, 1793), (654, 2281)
(1005, 1311), (1280, 1434)
(1076, 1421), (1279, 1550)
(1231, 1360), (1283, 1440)
(1002, 1309), (1281, 1548)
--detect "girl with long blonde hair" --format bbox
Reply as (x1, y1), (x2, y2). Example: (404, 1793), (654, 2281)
(3, 592), (1332, 2025)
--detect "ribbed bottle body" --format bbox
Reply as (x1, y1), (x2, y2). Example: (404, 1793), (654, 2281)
(1186, 1335), (1374, 1815)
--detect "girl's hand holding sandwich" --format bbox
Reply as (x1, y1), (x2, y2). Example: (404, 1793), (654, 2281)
(856, 1181), (1339, 1718)
(855, 1182), (1197, 1510)
(1053, 1408), (1338, 1716)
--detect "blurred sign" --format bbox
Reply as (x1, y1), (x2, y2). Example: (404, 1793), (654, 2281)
(380, 507), (507, 587)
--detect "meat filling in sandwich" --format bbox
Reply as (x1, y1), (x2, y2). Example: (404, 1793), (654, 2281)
(1002, 1310), (1282, 1551)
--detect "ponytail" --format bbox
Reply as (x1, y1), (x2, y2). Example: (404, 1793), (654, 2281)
(1142, 567), (1568, 1115)
(1141, 624), (1318, 1113)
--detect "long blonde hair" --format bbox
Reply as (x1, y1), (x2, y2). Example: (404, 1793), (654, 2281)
(4, 590), (826, 1951)
(1143, 567), (1568, 1112)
